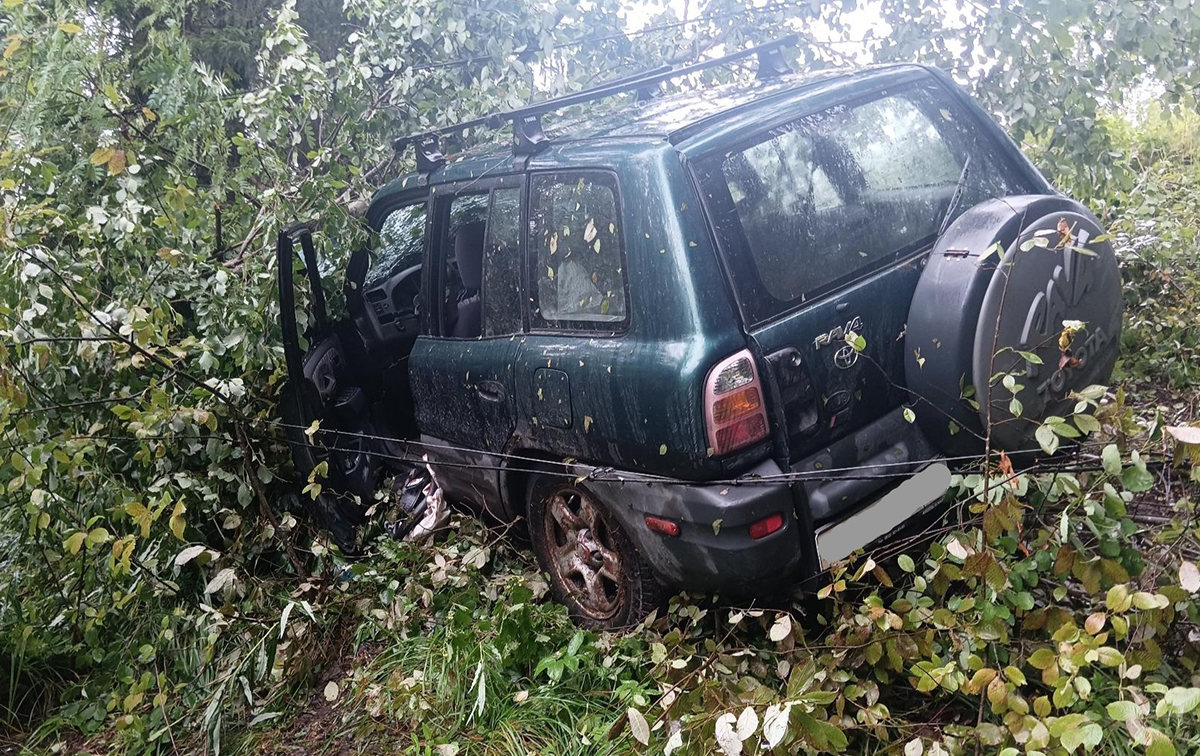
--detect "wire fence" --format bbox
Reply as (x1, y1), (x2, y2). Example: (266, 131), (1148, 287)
(259, 417), (1116, 487)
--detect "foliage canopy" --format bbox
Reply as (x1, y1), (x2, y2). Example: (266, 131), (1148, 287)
(1, 0), (1198, 753)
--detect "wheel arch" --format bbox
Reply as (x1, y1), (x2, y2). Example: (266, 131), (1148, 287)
(498, 447), (572, 529)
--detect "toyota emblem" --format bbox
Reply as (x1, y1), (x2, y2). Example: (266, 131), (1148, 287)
(833, 344), (859, 370)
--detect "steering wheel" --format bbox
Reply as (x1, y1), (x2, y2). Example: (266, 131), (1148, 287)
(352, 263), (424, 354)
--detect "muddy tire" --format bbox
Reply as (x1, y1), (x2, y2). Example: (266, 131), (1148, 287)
(905, 195), (1123, 455)
(527, 475), (662, 629)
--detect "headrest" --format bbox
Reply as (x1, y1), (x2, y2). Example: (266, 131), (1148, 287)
(454, 220), (486, 290)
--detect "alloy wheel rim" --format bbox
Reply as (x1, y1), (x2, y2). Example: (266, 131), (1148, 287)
(543, 487), (625, 620)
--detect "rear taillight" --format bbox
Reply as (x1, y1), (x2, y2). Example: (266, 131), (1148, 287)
(704, 350), (770, 456)
(644, 516), (681, 537)
(749, 513), (784, 540)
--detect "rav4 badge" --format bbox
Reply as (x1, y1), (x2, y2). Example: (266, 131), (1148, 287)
(813, 315), (864, 350)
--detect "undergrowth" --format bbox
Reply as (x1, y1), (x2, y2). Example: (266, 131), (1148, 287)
(5, 111), (1200, 756)
(2, 4), (1199, 755)
(231, 116), (1199, 756)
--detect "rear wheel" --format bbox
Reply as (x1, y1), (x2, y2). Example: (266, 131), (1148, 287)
(528, 476), (662, 629)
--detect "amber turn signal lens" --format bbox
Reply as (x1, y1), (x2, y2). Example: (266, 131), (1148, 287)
(711, 386), (761, 424)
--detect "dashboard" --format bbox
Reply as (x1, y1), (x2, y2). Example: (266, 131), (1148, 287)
(353, 263), (422, 352)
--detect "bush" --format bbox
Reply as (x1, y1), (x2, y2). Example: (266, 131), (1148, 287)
(1, 0), (1198, 753)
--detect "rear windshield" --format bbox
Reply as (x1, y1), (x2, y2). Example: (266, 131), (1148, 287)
(695, 79), (1034, 324)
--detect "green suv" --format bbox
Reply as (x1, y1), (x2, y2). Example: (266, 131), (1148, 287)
(277, 38), (1123, 627)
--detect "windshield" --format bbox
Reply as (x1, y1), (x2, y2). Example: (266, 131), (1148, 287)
(366, 203), (427, 290)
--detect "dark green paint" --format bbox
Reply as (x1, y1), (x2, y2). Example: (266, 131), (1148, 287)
(364, 64), (1050, 483)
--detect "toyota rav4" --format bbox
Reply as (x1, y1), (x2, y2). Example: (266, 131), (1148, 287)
(276, 38), (1123, 628)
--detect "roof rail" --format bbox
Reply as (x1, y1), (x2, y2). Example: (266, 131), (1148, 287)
(393, 35), (797, 176)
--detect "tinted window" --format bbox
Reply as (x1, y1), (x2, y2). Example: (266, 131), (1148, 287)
(483, 188), (523, 336)
(438, 193), (489, 337)
(367, 203), (426, 289)
(704, 82), (1030, 321)
(529, 172), (627, 329)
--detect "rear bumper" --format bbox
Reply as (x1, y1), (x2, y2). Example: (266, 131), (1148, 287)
(586, 460), (805, 593)
(792, 407), (939, 523)
(584, 408), (946, 592)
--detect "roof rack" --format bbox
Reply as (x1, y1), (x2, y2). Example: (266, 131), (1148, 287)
(393, 35), (798, 179)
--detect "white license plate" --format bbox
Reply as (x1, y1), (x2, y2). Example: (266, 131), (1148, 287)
(815, 462), (951, 567)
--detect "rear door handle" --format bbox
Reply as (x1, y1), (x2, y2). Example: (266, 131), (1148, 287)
(477, 380), (506, 403)
(835, 301), (850, 313)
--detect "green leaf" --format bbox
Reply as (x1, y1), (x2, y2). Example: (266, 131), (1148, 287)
(1101, 444), (1122, 476)
(63, 531), (86, 555)
(1078, 722), (1102, 750)
(169, 500), (187, 540)
(1159, 687), (1200, 715)
(1009, 396), (1023, 417)
(1028, 648), (1056, 670)
(1146, 729), (1176, 756)
(1035, 424), (1059, 455)
(897, 554), (915, 573)
(1065, 724), (1099, 753)
(1132, 591), (1168, 611)
(1050, 419), (1081, 438)
(1004, 665), (1026, 686)
(1106, 583), (1133, 613)
(977, 241), (1003, 264)
(1074, 413), (1101, 434)
(1121, 461), (1155, 492)
(1096, 647), (1125, 667)
(1048, 712), (1087, 739)
(1106, 700), (1139, 722)
(57, 22), (84, 34)
(795, 712), (847, 750)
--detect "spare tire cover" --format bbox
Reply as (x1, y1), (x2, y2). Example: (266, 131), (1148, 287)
(905, 195), (1123, 454)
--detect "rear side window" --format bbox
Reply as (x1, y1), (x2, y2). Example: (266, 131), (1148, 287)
(482, 188), (523, 336)
(436, 193), (489, 338)
(699, 81), (1032, 324)
(434, 190), (528, 339)
(529, 172), (628, 330)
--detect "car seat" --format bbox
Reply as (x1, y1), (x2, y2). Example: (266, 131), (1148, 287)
(451, 220), (486, 338)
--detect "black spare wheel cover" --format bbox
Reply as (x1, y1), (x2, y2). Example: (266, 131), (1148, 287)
(905, 195), (1123, 454)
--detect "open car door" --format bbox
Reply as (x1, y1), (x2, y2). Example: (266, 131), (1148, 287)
(275, 224), (414, 550)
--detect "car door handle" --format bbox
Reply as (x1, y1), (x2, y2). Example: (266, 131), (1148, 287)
(477, 380), (506, 403)
(835, 301), (850, 313)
